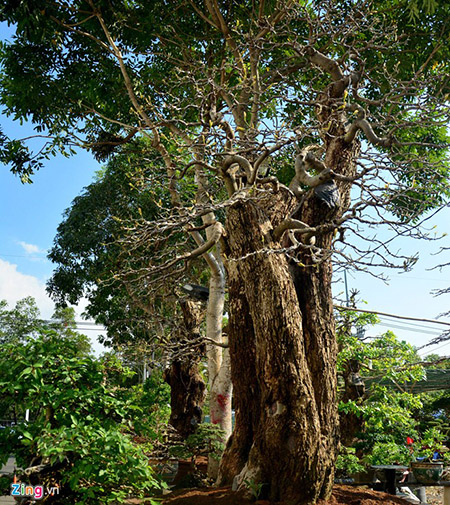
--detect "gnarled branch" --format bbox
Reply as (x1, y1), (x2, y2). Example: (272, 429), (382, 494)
(344, 104), (396, 147)
(273, 218), (315, 242)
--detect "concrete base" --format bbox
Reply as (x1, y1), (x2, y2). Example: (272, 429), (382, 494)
(0, 458), (16, 505)
(444, 485), (450, 505)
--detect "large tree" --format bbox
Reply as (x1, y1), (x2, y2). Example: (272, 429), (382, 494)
(47, 151), (211, 441)
(1, 1), (449, 503)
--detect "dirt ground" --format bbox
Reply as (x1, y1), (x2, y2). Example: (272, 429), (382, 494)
(161, 485), (416, 505)
(425, 486), (444, 505)
(137, 457), (444, 505)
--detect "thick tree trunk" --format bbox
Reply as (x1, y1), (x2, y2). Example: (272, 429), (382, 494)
(217, 274), (260, 482)
(219, 131), (357, 503)
(164, 300), (206, 439)
(219, 189), (337, 504)
(289, 228), (339, 500)
(165, 359), (206, 439)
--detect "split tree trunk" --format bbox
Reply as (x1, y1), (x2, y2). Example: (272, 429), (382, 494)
(219, 134), (358, 504)
(219, 189), (336, 504)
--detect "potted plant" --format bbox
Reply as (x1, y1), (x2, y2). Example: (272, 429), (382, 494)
(411, 460), (444, 484)
(410, 428), (446, 484)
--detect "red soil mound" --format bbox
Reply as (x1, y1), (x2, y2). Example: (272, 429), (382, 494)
(162, 484), (412, 505)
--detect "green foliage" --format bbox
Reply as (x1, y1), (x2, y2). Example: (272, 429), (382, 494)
(411, 427), (446, 461)
(336, 309), (436, 465)
(0, 475), (10, 496)
(387, 123), (450, 222)
(46, 141), (203, 349)
(49, 305), (92, 356)
(243, 477), (265, 500)
(337, 309), (450, 468)
(133, 370), (171, 431)
(416, 390), (450, 445)
(0, 297), (91, 353)
(0, 331), (164, 504)
(47, 144), (166, 312)
(404, 0), (438, 23)
(360, 388), (421, 441)
(0, 296), (40, 344)
(1, 0), (449, 181)
(365, 442), (411, 466)
(0, 127), (44, 183)
(335, 447), (365, 477)
(0, 297), (92, 420)
(337, 307), (424, 383)
(170, 423), (225, 464)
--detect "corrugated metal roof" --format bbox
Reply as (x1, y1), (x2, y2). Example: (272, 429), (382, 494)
(365, 369), (450, 393)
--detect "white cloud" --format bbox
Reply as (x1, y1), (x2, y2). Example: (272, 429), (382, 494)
(0, 259), (55, 318)
(0, 259), (107, 355)
(18, 241), (45, 255)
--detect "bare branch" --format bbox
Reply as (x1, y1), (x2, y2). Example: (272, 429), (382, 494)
(344, 107), (396, 148)
(222, 154), (254, 180)
(290, 150), (332, 196)
(273, 218), (314, 242)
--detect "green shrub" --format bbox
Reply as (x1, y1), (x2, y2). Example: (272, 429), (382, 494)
(0, 331), (164, 504)
(170, 423), (225, 467)
(365, 442), (411, 466)
(336, 447), (365, 477)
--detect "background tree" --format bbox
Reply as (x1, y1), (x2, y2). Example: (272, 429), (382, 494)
(336, 310), (450, 474)
(0, 296), (91, 353)
(47, 149), (223, 443)
(337, 308), (424, 463)
(1, 1), (450, 503)
(0, 297), (91, 421)
(0, 297), (41, 344)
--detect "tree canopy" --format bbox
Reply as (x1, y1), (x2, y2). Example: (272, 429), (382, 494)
(0, 296), (91, 353)
(1, 0), (448, 267)
(1, 1), (450, 503)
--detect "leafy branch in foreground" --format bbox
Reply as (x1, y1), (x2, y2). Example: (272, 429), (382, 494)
(0, 331), (164, 504)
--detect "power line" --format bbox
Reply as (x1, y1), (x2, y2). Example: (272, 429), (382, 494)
(73, 327), (105, 331)
(334, 304), (450, 327)
(377, 315), (447, 332)
(376, 322), (442, 335)
(41, 319), (102, 326)
(419, 341), (450, 355)
(40, 319), (105, 331)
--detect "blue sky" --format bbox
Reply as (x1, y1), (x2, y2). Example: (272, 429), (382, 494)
(0, 23), (449, 357)
(0, 112), (107, 353)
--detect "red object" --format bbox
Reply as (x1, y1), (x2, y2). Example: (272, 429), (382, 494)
(217, 394), (229, 410)
(406, 437), (414, 445)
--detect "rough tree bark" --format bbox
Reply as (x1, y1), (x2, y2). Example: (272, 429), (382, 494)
(219, 127), (358, 503)
(164, 300), (206, 439)
(219, 189), (328, 504)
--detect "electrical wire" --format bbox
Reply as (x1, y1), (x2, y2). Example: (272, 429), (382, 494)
(419, 341), (450, 355)
(376, 322), (442, 335)
(377, 315), (448, 332)
(334, 304), (450, 327)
